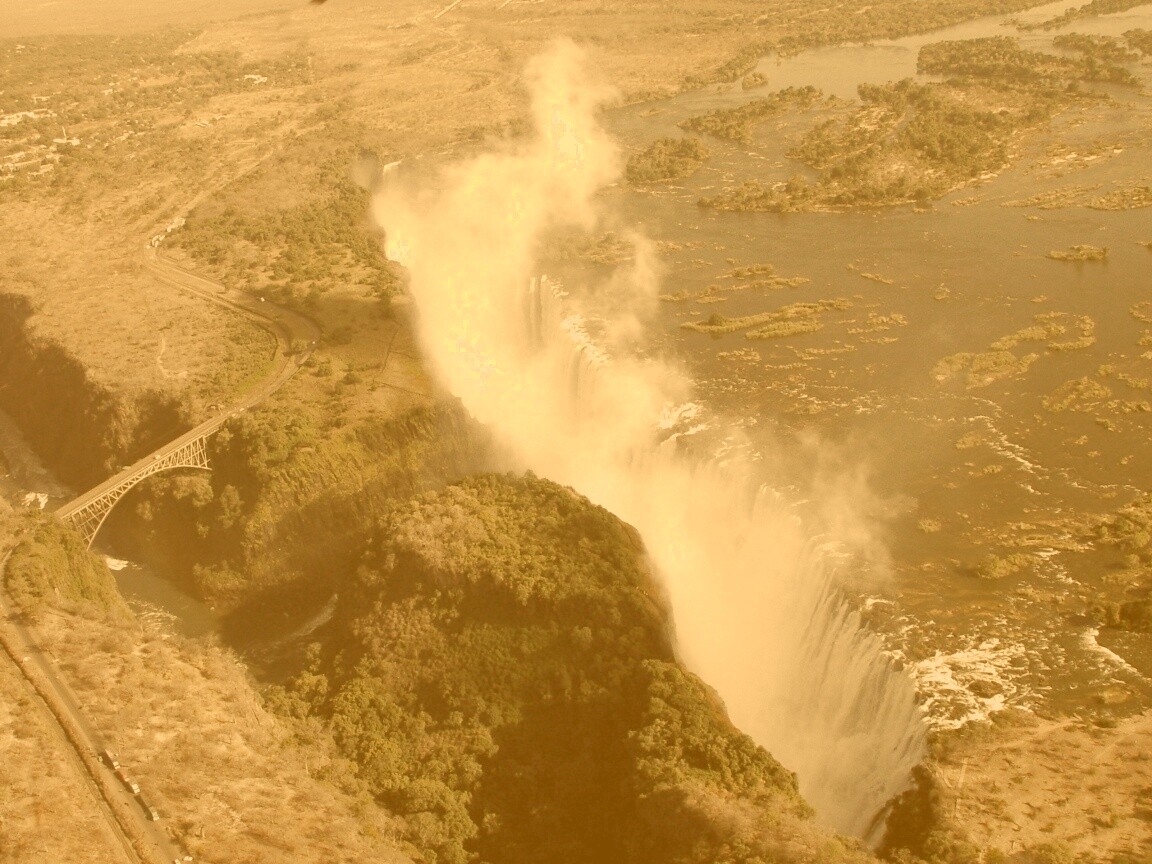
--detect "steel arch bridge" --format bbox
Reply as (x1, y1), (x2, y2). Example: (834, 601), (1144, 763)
(56, 418), (224, 549)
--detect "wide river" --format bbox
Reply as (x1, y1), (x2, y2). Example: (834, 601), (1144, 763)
(583, 0), (1152, 726)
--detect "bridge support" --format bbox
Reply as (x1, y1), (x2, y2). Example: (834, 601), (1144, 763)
(60, 435), (212, 549)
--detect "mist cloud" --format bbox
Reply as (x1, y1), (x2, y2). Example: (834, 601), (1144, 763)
(371, 39), (925, 840)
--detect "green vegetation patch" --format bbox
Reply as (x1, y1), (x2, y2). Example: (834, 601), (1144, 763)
(267, 473), (820, 864)
(976, 551), (1035, 580)
(625, 137), (710, 184)
(702, 35), (1137, 213)
(1025, 0), (1152, 31)
(1052, 32), (1141, 65)
(1125, 28), (1152, 56)
(682, 298), (851, 337)
(1090, 493), (1152, 632)
(934, 349), (1040, 388)
(1047, 244), (1109, 262)
(4, 518), (127, 618)
(171, 131), (402, 311)
(118, 401), (486, 613)
(1043, 375), (1113, 412)
(919, 35), (1136, 84)
(1088, 186), (1152, 211)
(680, 85), (823, 144)
(932, 314), (1096, 389)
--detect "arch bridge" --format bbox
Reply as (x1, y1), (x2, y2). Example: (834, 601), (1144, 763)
(56, 414), (228, 549)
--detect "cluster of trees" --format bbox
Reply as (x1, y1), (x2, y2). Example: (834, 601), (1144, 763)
(1025, 0), (1151, 30)
(699, 177), (811, 212)
(701, 32), (1137, 214)
(263, 473), (867, 864)
(683, 298), (850, 339)
(680, 86), (822, 144)
(701, 74), (1016, 211)
(625, 137), (710, 184)
(110, 401), (486, 615)
(5, 518), (127, 619)
(919, 36), (1137, 85)
(1052, 33), (1141, 65)
(685, 0), (1058, 89)
(1125, 29), (1152, 55)
(172, 139), (401, 310)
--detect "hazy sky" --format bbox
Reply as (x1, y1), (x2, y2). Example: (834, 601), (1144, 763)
(0, 0), (303, 37)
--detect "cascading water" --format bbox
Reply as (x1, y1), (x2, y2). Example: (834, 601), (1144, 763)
(373, 40), (927, 841)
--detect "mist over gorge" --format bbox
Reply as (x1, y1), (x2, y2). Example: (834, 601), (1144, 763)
(5, 1), (1152, 862)
(374, 39), (927, 838)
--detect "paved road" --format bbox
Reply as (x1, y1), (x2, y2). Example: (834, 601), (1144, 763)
(58, 249), (321, 523)
(0, 546), (179, 864)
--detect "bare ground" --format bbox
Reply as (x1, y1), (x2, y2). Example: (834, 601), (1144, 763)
(936, 711), (1152, 860)
(30, 604), (412, 864)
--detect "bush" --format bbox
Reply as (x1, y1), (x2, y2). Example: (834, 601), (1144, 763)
(626, 137), (710, 183)
(5, 518), (128, 618)
(268, 473), (813, 864)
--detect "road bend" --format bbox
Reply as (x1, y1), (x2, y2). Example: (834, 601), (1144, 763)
(15, 241), (321, 862)
(59, 248), (321, 524)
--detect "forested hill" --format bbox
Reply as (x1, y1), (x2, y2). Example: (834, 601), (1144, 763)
(267, 472), (874, 864)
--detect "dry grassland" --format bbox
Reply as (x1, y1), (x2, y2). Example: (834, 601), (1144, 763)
(32, 605), (412, 864)
(2, 0), (1055, 416)
(1, 1), (302, 38)
(0, 651), (131, 864)
(0, 515), (127, 864)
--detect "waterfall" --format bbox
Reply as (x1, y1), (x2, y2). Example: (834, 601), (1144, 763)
(371, 39), (927, 842)
(523, 277), (928, 839)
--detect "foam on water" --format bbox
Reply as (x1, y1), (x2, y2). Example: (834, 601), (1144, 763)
(1081, 627), (1145, 679)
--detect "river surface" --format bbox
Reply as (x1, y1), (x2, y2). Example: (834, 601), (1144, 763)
(578, 0), (1152, 727)
(0, 405), (217, 638)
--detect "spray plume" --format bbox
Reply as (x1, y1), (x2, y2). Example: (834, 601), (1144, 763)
(373, 39), (926, 840)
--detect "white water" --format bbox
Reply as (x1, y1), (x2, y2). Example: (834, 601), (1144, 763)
(373, 40), (926, 840)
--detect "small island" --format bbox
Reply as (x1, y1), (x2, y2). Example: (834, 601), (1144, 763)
(625, 136), (710, 184)
(1047, 244), (1109, 262)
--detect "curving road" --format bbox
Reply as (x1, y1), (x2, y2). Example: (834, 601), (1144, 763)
(57, 248), (321, 528)
(16, 240), (322, 863)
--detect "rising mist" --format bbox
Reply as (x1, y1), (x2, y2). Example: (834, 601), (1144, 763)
(372, 39), (927, 840)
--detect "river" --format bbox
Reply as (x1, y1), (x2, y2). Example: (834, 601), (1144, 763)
(0, 405), (218, 638)
(2, 0), (1151, 840)
(587, 0), (1152, 725)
